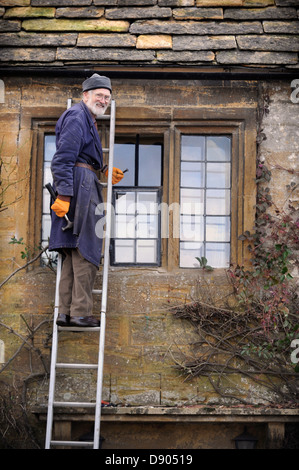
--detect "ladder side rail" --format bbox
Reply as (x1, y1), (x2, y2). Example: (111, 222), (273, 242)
(45, 98), (72, 449)
(93, 99), (116, 449)
(45, 253), (62, 449)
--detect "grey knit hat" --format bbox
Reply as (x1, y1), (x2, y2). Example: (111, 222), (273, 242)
(82, 73), (112, 93)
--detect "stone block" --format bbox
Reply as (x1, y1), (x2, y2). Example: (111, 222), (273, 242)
(77, 32), (136, 47)
(93, 0), (117, 4)
(0, 19), (21, 31)
(0, 47), (56, 61)
(173, 34), (236, 49)
(263, 20), (299, 33)
(158, 0), (194, 5)
(243, 0), (274, 5)
(275, 0), (298, 5)
(1, 0), (30, 5)
(22, 18), (130, 31)
(4, 7), (55, 17)
(130, 19), (263, 34)
(224, 7), (298, 20)
(173, 7), (223, 19)
(0, 31), (77, 46)
(217, 50), (298, 64)
(55, 7), (104, 17)
(105, 6), (172, 19)
(119, 0), (157, 5)
(157, 50), (215, 61)
(57, 47), (155, 61)
(31, 0), (91, 5)
(196, 0), (242, 5)
(237, 34), (299, 51)
(136, 34), (172, 48)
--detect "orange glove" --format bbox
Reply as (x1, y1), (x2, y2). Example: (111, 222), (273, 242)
(105, 167), (124, 185)
(51, 196), (70, 217)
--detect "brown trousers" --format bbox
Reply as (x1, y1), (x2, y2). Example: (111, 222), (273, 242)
(58, 248), (98, 317)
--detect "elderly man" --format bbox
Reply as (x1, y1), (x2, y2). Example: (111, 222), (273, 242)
(49, 74), (123, 327)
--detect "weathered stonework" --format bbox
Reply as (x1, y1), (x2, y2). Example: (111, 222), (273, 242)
(4, 6), (55, 17)
(217, 50), (298, 64)
(0, 0), (297, 68)
(55, 7), (105, 18)
(105, 6), (172, 19)
(136, 33), (172, 48)
(237, 34), (299, 51)
(173, 34), (236, 50)
(77, 32), (136, 47)
(0, 31), (77, 45)
(22, 18), (130, 31)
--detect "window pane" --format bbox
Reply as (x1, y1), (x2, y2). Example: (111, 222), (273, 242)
(137, 192), (158, 214)
(206, 189), (230, 215)
(136, 214), (158, 238)
(113, 143), (135, 186)
(206, 216), (230, 242)
(115, 192), (136, 214)
(180, 188), (204, 215)
(43, 187), (51, 214)
(136, 239), (156, 263)
(181, 135), (205, 161)
(206, 243), (230, 268)
(180, 242), (204, 268)
(114, 240), (135, 263)
(44, 135), (56, 162)
(181, 162), (205, 188)
(138, 145), (162, 186)
(115, 215), (135, 238)
(207, 136), (231, 161)
(206, 162), (230, 188)
(42, 214), (51, 242)
(180, 215), (204, 242)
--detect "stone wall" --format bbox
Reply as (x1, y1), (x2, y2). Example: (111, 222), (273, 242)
(0, 75), (298, 412)
(0, 0), (298, 69)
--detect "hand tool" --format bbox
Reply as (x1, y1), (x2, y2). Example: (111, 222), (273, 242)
(45, 183), (74, 231)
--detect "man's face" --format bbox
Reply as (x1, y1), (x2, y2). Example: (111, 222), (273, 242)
(83, 88), (111, 118)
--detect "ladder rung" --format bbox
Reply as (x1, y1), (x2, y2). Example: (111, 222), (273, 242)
(102, 148), (109, 152)
(97, 115), (110, 120)
(56, 363), (98, 369)
(58, 326), (101, 332)
(53, 401), (96, 408)
(92, 289), (102, 294)
(51, 440), (93, 447)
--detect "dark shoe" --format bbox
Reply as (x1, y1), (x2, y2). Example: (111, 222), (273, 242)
(56, 313), (70, 326)
(69, 316), (100, 327)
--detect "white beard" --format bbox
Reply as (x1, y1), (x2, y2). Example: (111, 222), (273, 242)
(88, 101), (108, 118)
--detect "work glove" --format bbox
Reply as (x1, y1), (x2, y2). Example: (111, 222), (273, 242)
(51, 196), (70, 217)
(105, 167), (124, 185)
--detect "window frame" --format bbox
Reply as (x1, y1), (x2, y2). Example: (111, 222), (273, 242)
(179, 133), (232, 268)
(169, 116), (255, 270)
(110, 134), (164, 267)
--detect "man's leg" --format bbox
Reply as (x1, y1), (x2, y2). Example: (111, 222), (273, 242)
(57, 249), (73, 325)
(69, 249), (99, 326)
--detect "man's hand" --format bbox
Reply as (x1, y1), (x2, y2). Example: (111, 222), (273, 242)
(105, 167), (124, 185)
(51, 196), (71, 217)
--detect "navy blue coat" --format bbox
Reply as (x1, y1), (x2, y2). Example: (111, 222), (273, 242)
(48, 101), (105, 267)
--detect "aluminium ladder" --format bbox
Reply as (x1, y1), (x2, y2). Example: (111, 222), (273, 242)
(45, 98), (116, 449)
